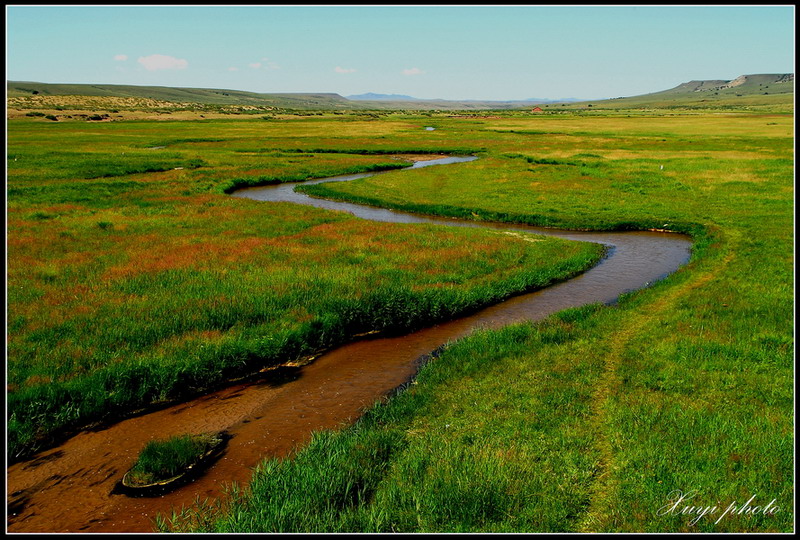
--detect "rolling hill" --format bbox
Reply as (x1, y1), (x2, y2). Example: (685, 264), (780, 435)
(564, 73), (793, 110)
(347, 93), (420, 101)
(7, 74), (793, 112)
(6, 81), (355, 110)
(6, 82), (585, 111)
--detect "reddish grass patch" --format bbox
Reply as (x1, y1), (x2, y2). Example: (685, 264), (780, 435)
(102, 236), (270, 280)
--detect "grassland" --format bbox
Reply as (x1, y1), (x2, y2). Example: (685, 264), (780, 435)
(5, 101), (794, 532)
(6, 115), (603, 461)
(159, 111), (792, 532)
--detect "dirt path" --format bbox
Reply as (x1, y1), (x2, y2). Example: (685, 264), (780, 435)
(577, 249), (733, 532)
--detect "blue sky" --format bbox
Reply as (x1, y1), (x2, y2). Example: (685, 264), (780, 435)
(6, 5), (795, 101)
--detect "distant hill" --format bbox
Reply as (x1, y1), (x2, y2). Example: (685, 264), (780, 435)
(7, 74), (793, 112)
(6, 81), (583, 110)
(656, 73), (793, 95)
(347, 93), (420, 101)
(6, 81), (355, 110)
(564, 73), (793, 110)
(342, 97), (570, 109)
(348, 93), (586, 105)
(523, 97), (583, 103)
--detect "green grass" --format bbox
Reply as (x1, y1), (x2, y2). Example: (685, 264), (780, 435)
(218, 161), (411, 193)
(6, 107), (793, 532)
(6, 115), (604, 461)
(127, 433), (221, 485)
(156, 111), (793, 533)
(156, 309), (608, 532)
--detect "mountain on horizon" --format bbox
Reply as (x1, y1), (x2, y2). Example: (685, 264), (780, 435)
(660, 73), (793, 95)
(348, 93), (586, 104)
(576, 73), (794, 109)
(7, 73), (793, 111)
(347, 93), (420, 101)
(523, 97), (583, 103)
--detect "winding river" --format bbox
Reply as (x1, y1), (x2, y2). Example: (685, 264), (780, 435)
(7, 156), (692, 533)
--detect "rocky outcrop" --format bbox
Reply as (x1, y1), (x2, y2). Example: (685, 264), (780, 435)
(687, 74), (794, 93)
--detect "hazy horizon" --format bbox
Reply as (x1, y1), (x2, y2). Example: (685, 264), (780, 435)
(6, 5), (795, 102)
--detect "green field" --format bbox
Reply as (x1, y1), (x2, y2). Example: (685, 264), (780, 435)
(285, 113), (794, 534)
(5, 102), (794, 532)
(6, 115), (604, 461)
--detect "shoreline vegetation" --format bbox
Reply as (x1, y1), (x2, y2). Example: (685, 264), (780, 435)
(120, 432), (228, 495)
(6, 100), (793, 532)
(6, 138), (603, 462)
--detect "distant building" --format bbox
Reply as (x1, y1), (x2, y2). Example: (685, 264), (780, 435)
(531, 106), (543, 112)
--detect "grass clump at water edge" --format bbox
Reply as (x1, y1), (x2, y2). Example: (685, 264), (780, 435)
(126, 432), (224, 486)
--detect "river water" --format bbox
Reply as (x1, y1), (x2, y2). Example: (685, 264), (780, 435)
(7, 156), (691, 532)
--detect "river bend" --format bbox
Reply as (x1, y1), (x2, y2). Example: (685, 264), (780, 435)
(7, 156), (691, 533)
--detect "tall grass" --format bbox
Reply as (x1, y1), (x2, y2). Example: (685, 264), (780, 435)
(158, 308), (608, 532)
(128, 433), (221, 485)
(218, 161), (410, 193)
(7, 110), (793, 532)
(159, 111), (793, 532)
(6, 117), (604, 460)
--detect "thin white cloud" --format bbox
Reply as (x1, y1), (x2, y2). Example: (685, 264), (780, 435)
(402, 67), (424, 76)
(138, 54), (188, 71)
(114, 54), (128, 62)
(228, 67), (239, 72)
(335, 66), (356, 74)
(249, 58), (280, 70)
